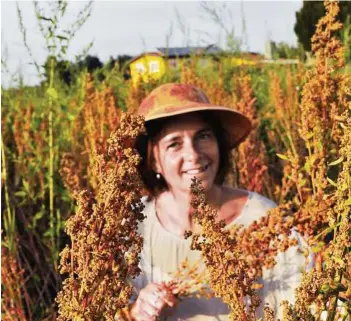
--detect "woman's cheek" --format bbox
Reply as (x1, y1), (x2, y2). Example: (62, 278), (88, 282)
(163, 155), (179, 176)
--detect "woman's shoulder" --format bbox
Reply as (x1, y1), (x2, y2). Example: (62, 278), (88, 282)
(222, 186), (277, 209)
(222, 186), (277, 227)
(246, 190), (277, 211)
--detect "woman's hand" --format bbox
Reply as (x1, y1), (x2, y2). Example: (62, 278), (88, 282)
(130, 282), (177, 321)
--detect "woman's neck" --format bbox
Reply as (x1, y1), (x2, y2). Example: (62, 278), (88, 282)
(156, 185), (222, 236)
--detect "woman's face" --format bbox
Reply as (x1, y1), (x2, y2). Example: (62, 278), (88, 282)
(152, 113), (220, 193)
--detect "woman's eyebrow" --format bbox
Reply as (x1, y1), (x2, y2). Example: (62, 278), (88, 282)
(196, 127), (213, 134)
(162, 134), (181, 143)
(162, 127), (212, 143)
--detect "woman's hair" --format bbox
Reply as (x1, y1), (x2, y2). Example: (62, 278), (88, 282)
(135, 111), (232, 197)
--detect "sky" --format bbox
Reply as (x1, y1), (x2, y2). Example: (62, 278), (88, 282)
(1, 1), (303, 87)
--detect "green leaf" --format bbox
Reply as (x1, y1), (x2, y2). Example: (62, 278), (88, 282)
(298, 178), (307, 187)
(46, 88), (58, 100)
(328, 156), (344, 167)
(327, 177), (337, 187)
(345, 198), (351, 206)
(30, 211), (45, 229)
(341, 183), (348, 191)
(22, 179), (29, 193)
(277, 153), (290, 161)
(334, 257), (344, 266)
(320, 283), (330, 293)
(43, 229), (55, 238)
(311, 241), (325, 253)
(57, 35), (68, 41)
(304, 161), (311, 172)
(38, 15), (52, 22)
(33, 211), (44, 221)
(15, 191), (26, 197)
(67, 113), (75, 121)
(306, 132), (314, 140)
(317, 141), (323, 152)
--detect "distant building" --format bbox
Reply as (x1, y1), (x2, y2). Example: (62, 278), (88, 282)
(128, 45), (221, 85)
(228, 52), (263, 66)
(128, 45), (265, 85)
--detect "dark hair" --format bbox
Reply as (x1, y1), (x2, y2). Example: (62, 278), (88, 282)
(135, 111), (232, 197)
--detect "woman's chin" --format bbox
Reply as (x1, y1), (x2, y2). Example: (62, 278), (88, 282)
(185, 178), (213, 193)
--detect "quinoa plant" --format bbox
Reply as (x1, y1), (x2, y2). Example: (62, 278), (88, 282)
(56, 113), (146, 320)
(185, 2), (350, 320)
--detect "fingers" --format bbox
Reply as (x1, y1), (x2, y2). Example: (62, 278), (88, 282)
(159, 282), (178, 307)
(161, 290), (177, 307)
(131, 283), (177, 321)
(139, 297), (159, 319)
(150, 291), (165, 310)
(131, 299), (157, 321)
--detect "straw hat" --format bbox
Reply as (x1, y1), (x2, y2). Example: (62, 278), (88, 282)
(137, 83), (252, 148)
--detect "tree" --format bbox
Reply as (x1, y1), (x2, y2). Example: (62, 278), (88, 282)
(105, 55), (132, 80)
(105, 55), (132, 70)
(294, 1), (351, 52)
(42, 56), (74, 86)
(269, 41), (305, 60)
(78, 55), (103, 73)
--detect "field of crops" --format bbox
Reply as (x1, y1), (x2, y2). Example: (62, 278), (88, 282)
(1, 1), (350, 321)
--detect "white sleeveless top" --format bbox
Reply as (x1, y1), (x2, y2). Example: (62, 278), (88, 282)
(130, 190), (313, 320)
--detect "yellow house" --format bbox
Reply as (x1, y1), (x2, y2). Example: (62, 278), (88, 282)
(129, 52), (166, 86)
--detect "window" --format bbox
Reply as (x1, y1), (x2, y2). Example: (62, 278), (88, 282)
(149, 61), (160, 73)
(135, 63), (146, 74)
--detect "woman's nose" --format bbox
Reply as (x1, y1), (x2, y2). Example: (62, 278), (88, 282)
(183, 140), (201, 162)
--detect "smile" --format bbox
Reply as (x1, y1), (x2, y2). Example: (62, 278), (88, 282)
(183, 164), (210, 175)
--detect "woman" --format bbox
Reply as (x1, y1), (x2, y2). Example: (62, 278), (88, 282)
(128, 83), (311, 321)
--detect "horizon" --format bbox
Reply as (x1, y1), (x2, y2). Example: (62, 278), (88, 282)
(1, 1), (303, 87)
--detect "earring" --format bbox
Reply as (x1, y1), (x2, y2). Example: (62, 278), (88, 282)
(156, 173), (161, 179)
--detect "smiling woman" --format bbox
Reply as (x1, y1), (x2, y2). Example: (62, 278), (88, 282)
(152, 114), (221, 192)
(136, 110), (232, 198)
(126, 83), (309, 321)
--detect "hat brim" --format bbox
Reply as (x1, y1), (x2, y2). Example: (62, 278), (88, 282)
(144, 103), (252, 148)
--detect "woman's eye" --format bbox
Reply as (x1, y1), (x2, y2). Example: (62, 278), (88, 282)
(198, 132), (211, 140)
(167, 142), (179, 149)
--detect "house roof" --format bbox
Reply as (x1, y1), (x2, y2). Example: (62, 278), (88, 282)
(157, 44), (221, 57)
(128, 45), (221, 65)
(128, 52), (162, 65)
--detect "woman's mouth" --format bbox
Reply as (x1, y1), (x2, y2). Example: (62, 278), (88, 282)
(183, 164), (210, 175)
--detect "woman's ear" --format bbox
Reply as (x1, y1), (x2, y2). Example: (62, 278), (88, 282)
(152, 159), (162, 175)
(152, 144), (162, 174)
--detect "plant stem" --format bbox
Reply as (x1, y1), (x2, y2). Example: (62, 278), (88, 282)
(48, 56), (56, 268)
(1, 138), (16, 254)
(306, 139), (316, 196)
